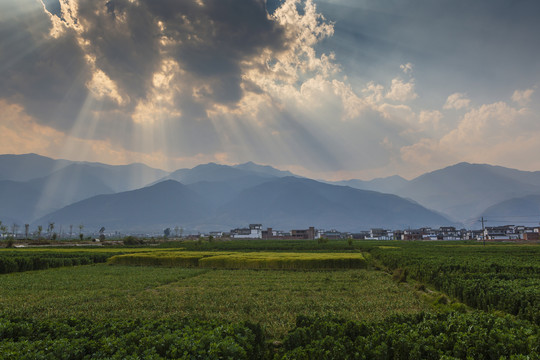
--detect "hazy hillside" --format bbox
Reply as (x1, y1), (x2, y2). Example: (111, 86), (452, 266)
(161, 162), (277, 185)
(0, 153), (72, 181)
(5, 154), (540, 232)
(27, 165), (115, 215)
(233, 161), (296, 178)
(34, 180), (208, 232)
(34, 176), (453, 233)
(481, 195), (540, 226)
(212, 177), (453, 231)
(0, 154), (168, 223)
(334, 175), (408, 194)
(0, 180), (42, 224)
(393, 163), (540, 222)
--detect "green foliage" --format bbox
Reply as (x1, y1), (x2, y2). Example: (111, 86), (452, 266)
(123, 236), (144, 245)
(0, 265), (427, 340)
(1, 312), (538, 359)
(318, 237), (329, 244)
(0, 252), (109, 274)
(277, 312), (540, 359)
(370, 243), (540, 324)
(0, 317), (267, 360)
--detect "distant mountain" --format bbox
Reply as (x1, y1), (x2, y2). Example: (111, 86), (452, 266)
(334, 175), (408, 194)
(34, 180), (208, 232)
(233, 161), (296, 178)
(0, 154), (168, 223)
(161, 162), (277, 185)
(0, 180), (42, 224)
(212, 177), (453, 231)
(35, 176), (453, 233)
(27, 164), (116, 216)
(6, 154), (540, 232)
(395, 163), (540, 222)
(480, 195), (540, 226)
(53, 162), (168, 193)
(0, 153), (72, 181)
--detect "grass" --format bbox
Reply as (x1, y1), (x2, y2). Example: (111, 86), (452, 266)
(0, 264), (428, 339)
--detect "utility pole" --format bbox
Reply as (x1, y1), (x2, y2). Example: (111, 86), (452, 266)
(481, 217), (485, 246)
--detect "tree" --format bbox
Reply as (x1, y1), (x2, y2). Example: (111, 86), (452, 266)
(37, 225), (43, 240)
(99, 227), (106, 241)
(163, 228), (171, 238)
(48, 222), (55, 240)
(69, 224), (73, 239)
(0, 221), (8, 239)
(78, 224), (84, 241)
(11, 223), (19, 239)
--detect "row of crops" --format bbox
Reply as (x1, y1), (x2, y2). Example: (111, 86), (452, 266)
(107, 251), (369, 270)
(1, 311), (538, 359)
(370, 244), (540, 325)
(0, 251), (112, 274)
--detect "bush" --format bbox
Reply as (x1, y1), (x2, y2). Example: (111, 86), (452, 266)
(123, 236), (143, 246)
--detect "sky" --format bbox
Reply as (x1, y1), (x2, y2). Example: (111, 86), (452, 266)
(1, 0), (539, 181)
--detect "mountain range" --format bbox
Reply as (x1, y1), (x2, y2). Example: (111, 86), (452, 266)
(1, 153), (539, 233)
(334, 162), (540, 226)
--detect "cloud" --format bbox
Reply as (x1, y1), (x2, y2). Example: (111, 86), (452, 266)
(443, 92), (470, 110)
(385, 78), (417, 102)
(418, 110), (443, 126)
(511, 88), (534, 106)
(400, 62), (413, 74)
(399, 100), (537, 174)
(4, 0), (538, 180)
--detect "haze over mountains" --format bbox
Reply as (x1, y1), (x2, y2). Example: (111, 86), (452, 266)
(335, 163), (540, 226)
(1, 154), (539, 233)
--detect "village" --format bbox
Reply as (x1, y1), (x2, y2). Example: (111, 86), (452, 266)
(205, 223), (540, 242)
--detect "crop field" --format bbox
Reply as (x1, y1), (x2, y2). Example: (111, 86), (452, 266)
(370, 243), (540, 324)
(0, 240), (539, 358)
(0, 264), (425, 339)
(107, 250), (369, 269)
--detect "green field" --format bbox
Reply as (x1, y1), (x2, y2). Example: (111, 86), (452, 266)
(0, 264), (425, 339)
(0, 240), (539, 359)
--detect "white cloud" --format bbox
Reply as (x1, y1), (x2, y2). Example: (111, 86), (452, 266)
(385, 78), (417, 102)
(399, 100), (536, 174)
(511, 88), (534, 106)
(443, 92), (470, 110)
(418, 110), (443, 126)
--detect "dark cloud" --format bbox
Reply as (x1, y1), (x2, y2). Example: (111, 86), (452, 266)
(154, 0), (285, 105)
(76, 0), (161, 106)
(0, 0), (92, 129)
(75, 0), (285, 108)
(1, 0), (287, 135)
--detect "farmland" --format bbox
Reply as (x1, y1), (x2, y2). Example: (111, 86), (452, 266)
(0, 240), (539, 358)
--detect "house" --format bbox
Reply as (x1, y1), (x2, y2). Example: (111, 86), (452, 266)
(320, 229), (345, 240)
(402, 229), (423, 241)
(262, 228), (289, 239)
(290, 227), (316, 240)
(437, 226), (463, 240)
(350, 231), (370, 240)
(484, 225), (520, 241)
(230, 224), (262, 239)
